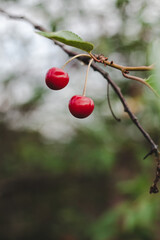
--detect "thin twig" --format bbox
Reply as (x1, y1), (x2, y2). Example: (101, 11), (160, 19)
(0, 8), (46, 31)
(94, 53), (154, 72)
(122, 72), (159, 97)
(107, 83), (121, 122)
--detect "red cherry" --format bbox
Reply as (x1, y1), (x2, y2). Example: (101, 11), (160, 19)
(68, 95), (94, 119)
(45, 67), (69, 90)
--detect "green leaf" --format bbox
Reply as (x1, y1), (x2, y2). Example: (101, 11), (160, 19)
(37, 30), (94, 52)
(145, 75), (160, 97)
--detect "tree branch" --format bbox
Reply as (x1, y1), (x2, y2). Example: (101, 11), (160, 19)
(1, 8), (160, 193)
(91, 53), (154, 72)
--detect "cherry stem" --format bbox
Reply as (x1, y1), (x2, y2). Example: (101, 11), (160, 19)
(61, 53), (91, 70)
(82, 58), (94, 96)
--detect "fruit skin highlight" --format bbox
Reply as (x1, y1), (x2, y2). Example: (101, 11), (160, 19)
(45, 67), (69, 90)
(68, 95), (94, 119)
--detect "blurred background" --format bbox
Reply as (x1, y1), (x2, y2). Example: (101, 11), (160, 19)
(0, 0), (160, 239)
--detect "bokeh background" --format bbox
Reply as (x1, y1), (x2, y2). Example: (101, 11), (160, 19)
(0, 0), (160, 239)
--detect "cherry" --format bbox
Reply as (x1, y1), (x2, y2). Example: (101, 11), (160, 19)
(68, 95), (94, 119)
(45, 67), (69, 90)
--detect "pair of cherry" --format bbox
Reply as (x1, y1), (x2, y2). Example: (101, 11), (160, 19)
(45, 67), (94, 118)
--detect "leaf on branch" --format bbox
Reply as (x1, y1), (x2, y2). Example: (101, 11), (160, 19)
(145, 75), (160, 97)
(36, 30), (94, 52)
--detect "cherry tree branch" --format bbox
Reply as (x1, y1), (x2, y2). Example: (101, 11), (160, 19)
(90, 53), (154, 72)
(0, 8), (46, 31)
(1, 8), (160, 193)
(89, 53), (156, 94)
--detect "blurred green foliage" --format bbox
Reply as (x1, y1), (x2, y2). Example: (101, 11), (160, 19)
(1, 0), (160, 240)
